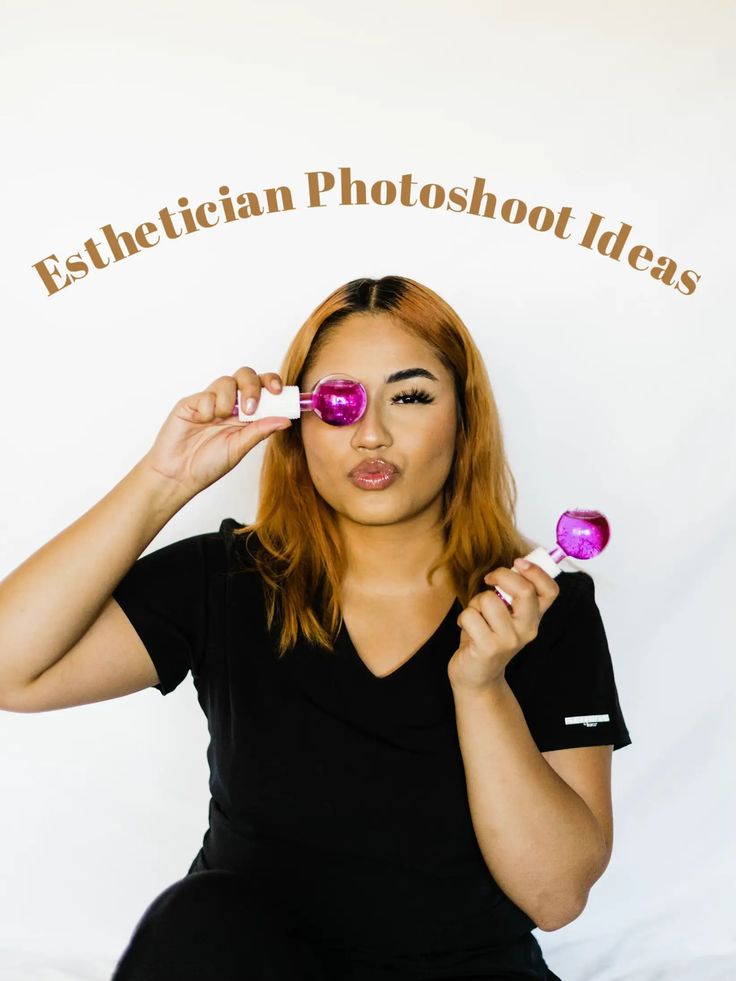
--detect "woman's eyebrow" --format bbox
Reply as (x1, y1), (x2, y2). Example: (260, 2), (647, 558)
(385, 367), (439, 384)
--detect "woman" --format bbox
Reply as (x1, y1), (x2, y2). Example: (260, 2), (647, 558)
(0, 276), (631, 980)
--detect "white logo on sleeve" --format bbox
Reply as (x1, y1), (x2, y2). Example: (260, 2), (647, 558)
(565, 714), (610, 728)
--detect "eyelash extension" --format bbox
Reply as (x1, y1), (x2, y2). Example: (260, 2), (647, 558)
(390, 387), (435, 405)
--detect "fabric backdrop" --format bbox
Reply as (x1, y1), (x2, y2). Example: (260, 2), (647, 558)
(1, 2), (733, 979)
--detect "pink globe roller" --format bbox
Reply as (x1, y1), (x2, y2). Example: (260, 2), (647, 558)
(300, 375), (367, 426)
(493, 508), (610, 610)
(233, 374), (367, 426)
(552, 509), (610, 561)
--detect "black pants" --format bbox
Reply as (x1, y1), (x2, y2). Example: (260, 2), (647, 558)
(111, 869), (334, 980)
(111, 869), (562, 981)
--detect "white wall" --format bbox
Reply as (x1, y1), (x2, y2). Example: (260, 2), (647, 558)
(1, 2), (734, 979)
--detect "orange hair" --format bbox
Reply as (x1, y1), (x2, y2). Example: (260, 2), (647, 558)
(235, 275), (548, 657)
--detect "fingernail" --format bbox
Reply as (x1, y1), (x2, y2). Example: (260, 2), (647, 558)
(273, 380), (282, 391)
(245, 397), (256, 414)
(515, 558), (531, 570)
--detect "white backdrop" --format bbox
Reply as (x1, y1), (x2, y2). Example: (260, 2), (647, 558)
(1, 2), (734, 979)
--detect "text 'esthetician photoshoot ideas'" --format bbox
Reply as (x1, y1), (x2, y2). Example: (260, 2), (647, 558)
(31, 167), (702, 298)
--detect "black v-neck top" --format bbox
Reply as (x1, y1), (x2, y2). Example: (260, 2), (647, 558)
(112, 517), (632, 978)
(340, 595), (462, 681)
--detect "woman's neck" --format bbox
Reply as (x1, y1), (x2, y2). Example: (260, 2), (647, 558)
(337, 515), (452, 596)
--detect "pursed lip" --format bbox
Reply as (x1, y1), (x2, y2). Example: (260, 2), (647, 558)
(348, 458), (400, 477)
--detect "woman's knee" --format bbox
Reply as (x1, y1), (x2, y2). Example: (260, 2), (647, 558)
(111, 870), (325, 980)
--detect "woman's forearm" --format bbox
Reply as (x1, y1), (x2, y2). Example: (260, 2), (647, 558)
(451, 677), (609, 931)
(0, 457), (190, 697)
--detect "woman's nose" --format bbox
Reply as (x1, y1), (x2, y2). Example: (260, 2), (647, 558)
(350, 393), (391, 444)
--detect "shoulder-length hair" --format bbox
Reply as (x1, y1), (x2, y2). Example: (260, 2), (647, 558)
(234, 274), (547, 657)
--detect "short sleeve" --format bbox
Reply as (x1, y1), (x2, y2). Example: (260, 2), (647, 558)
(111, 530), (212, 696)
(512, 572), (633, 753)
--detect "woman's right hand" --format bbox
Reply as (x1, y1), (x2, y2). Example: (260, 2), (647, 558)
(140, 367), (292, 501)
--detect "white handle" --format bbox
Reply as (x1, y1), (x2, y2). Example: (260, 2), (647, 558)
(493, 547), (561, 607)
(237, 386), (302, 421)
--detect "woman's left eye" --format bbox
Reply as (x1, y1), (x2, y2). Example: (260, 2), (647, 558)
(390, 387), (435, 405)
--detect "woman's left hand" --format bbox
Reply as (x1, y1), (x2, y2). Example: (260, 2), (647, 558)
(447, 558), (560, 694)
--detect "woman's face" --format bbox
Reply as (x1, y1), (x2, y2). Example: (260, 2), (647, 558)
(300, 313), (459, 532)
